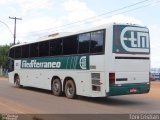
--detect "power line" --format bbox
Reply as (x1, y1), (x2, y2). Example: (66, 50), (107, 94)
(0, 20), (13, 36)
(44, 0), (160, 33)
(18, 0), (151, 35)
(62, 0), (160, 32)
(17, 0), (159, 38)
(64, 0), (160, 32)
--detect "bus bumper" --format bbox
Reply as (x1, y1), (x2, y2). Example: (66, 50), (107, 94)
(107, 83), (150, 96)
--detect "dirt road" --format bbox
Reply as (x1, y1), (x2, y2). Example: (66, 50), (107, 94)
(0, 79), (159, 114)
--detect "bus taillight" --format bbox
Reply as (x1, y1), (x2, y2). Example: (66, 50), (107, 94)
(109, 73), (115, 85)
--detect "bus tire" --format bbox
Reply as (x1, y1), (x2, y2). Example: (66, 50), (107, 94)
(52, 78), (62, 96)
(64, 80), (76, 99)
(14, 75), (21, 88)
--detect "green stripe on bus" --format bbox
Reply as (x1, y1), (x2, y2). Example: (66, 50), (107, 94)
(108, 83), (150, 96)
(21, 55), (89, 70)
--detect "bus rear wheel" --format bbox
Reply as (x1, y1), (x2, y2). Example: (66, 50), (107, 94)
(64, 80), (76, 99)
(52, 78), (62, 96)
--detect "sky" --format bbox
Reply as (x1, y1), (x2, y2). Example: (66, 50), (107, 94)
(0, 0), (160, 68)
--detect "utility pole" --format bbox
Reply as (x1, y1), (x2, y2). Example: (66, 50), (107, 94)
(9, 16), (22, 45)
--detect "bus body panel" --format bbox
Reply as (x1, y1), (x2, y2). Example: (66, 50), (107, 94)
(8, 23), (150, 98)
(9, 55), (107, 97)
(115, 58), (150, 84)
(89, 55), (106, 97)
(8, 72), (14, 84)
(104, 25), (113, 94)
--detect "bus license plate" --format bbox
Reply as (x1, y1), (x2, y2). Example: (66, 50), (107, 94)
(129, 88), (137, 93)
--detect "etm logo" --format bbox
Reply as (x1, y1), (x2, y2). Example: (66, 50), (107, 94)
(79, 56), (87, 69)
(120, 27), (149, 53)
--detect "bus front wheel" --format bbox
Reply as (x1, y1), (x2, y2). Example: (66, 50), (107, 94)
(14, 75), (21, 88)
(64, 80), (76, 99)
(52, 78), (62, 96)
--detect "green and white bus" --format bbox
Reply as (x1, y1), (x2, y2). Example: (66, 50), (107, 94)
(8, 23), (150, 99)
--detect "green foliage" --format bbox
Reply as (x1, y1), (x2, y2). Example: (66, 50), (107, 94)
(0, 45), (10, 68)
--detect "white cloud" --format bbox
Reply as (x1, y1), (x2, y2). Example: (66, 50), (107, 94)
(15, 0), (145, 43)
(17, 16), (63, 43)
(63, 0), (96, 22)
(19, 0), (51, 15)
(92, 14), (143, 27)
(0, 0), (12, 5)
(60, 0), (143, 32)
(0, 0), (53, 16)
(150, 0), (160, 6)
(0, 28), (13, 45)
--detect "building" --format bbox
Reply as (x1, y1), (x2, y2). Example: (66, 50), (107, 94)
(151, 68), (160, 80)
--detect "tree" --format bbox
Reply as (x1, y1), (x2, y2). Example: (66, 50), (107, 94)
(0, 45), (10, 71)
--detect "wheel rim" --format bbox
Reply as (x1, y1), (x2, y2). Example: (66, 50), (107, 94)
(15, 78), (20, 87)
(66, 84), (74, 96)
(52, 79), (62, 96)
(53, 82), (60, 92)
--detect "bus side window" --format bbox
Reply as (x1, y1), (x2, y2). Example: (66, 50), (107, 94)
(15, 46), (22, 59)
(9, 48), (15, 59)
(39, 41), (49, 57)
(22, 45), (29, 58)
(50, 39), (62, 56)
(63, 35), (78, 55)
(78, 33), (90, 54)
(8, 48), (15, 72)
(30, 43), (39, 57)
(90, 30), (104, 53)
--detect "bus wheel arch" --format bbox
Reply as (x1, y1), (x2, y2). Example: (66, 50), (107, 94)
(63, 77), (77, 99)
(51, 76), (62, 96)
(14, 73), (21, 88)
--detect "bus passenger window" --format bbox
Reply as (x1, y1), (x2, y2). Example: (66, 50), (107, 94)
(30, 43), (39, 57)
(78, 33), (90, 54)
(63, 35), (78, 55)
(50, 39), (62, 56)
(39, 41), (49, 57)
(15, 46), (22, 59)
(22, 45), (29, 58)
(90, 30), (104, 53)
(9, 48), (15, 59)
